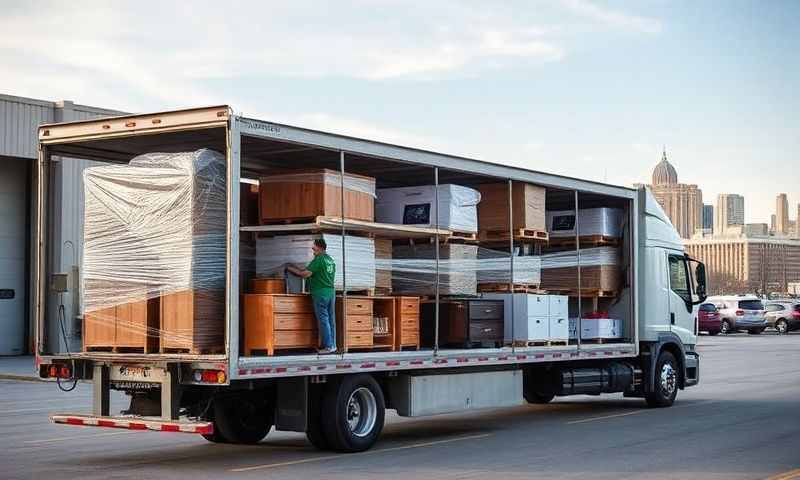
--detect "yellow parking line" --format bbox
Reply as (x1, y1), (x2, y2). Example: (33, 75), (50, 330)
(566, 410), (645, 425)
(229, 433), (493, 473)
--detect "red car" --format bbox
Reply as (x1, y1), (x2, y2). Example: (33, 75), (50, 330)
(696, 303), (721, 335)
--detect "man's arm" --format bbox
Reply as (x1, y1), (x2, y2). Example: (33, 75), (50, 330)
(287, 264), (313, 279)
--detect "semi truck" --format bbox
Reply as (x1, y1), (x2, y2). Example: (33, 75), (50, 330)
(35, 106), (707, 452)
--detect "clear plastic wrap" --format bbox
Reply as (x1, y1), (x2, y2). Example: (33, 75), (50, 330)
(376, 184), (482, 233)
(546, 208), (623, 238)
(476, 247), (541, 285)
(541, 247), (621, 292)
(255, 234), (376, 290)
(258, 170), (376, 197)
(82, 149), (227, 353)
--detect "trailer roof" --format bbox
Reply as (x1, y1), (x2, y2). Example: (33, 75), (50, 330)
(38, 105), (636, 198)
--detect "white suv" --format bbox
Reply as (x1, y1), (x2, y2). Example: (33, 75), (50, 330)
(706, 295), (767, 334)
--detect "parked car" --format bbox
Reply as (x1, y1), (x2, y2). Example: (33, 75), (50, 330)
(764, 301), (800, 334)
(706, 295), (767, 334)
(694, 302), (721, 335)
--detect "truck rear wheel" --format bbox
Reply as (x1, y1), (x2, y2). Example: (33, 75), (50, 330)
(322, 374), (385, 453)
(645, 351), (679, 408)
(206, 391), (273, 444)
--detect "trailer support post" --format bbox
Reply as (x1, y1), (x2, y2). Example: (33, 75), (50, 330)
(93, 364), (109, 417)
(161, 363), (181, 421)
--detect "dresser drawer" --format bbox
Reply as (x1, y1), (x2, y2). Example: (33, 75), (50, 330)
(396, 297), (420, 315)
(469, 301), (504, 320)
(399, 331), (419, 345)
(273, 295), (314, 314)
(274, 313), (316, 331)
(340, 297), (373, 316)
(346, 331), (373, 347)
(469, 319), (504, 340)
(346, 314), (373, 332)
(400, 314), (419, 330)
(274, 330), (317, 348)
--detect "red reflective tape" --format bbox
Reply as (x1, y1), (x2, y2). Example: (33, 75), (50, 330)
(97, 419), (116, 428)
(570, 353), (580, 357)
(275, 367), (287, 373)
(298, 366), (311, 371)
(535, 354), (545, 359)
(385, 361), (400, 366)
(161, 424), (180, 432)
(478, 357), (489, 362)
(516, 355), (527, 360)
(498, 356), (509, 361)
(238, 369), (248, 375)
(128, 422), (147, 430)
(604, 351), (614, 356)
(588, 352), (597, 356)
(195, 424), (214, 435)
(434, 359), (448, 364)
(410, 360), (423, 365)
(65, 417), (84, 426)
(336, 364), (352, 369)
(360, 363), (376, 368)
(457, 358), (468, 363)
(552, 353), (562, 358)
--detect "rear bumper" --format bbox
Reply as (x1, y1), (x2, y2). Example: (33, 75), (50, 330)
(51, 413), (213, 435)
(684, 351), (699, 387)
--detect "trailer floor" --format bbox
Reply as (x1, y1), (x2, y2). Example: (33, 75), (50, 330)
(2, 332), (799, 480)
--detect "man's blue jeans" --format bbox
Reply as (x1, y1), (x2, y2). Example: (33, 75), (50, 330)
(313, 295), (336, 350)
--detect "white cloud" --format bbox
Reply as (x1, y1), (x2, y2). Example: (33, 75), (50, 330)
(560, 0), (662, 34)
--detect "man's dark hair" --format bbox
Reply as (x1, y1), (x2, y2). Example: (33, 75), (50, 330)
(314, 238), (327, 250)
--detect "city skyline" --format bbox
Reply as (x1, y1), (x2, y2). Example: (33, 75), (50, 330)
(1, 1), (798, 223)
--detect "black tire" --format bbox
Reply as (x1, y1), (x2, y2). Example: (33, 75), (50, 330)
(321, 374), (385, 453)
(645, 351), (679, 408)
(747, 328), (763, 335)
(523, 369), (556, 404)
(524, 390), (556, 404)
(211, 391), (273, 444)
(202, 430), (230, 443)
(707, 330), (719, 336)
(721, 320), (732, 334)
(306, 383), (330, 450)
(775, 319), (788, 335)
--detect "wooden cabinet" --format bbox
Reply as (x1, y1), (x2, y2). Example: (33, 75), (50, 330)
(243, 294), (317, 356)
(160, 289), (225, 354)
(84, 298), (159, 353)
(421, 299), (504, 348)
(250, 278), (286, 294)
(394, 296), (420, 351)
(259, 169), (375, 223)
(336, 296), (374, 352)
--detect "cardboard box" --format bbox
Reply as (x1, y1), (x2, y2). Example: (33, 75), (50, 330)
(477, 182), (546, 233)
(376, 184), (481, 233)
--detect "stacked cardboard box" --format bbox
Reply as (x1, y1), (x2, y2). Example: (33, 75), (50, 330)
(477, 182), (546, 233)
(540, 247), (621, 293)
(391, 243), (478, 296)
(374, 238), (393, 292)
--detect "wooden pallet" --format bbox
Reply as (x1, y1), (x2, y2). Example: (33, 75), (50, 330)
(547, 235), (620, 248)
(443, 230), (479, 244)
(477, 283), (545, 294)
(545, 289), (618, 298)
(508, 340), (569, 347)
(84, 345), (158, 354)
(160, 346), (225, 355)
(478, 228), (549, 243)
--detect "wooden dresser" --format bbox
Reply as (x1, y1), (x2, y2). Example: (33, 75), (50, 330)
(421, 299), (505, 348)
(336, 296), (375, 352)
(243, 294), (317, 356)
(394, 296), (420, 350)
(160, 289), (225, 354)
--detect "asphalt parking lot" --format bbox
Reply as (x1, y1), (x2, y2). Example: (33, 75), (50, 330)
(1, 332), (798, 480)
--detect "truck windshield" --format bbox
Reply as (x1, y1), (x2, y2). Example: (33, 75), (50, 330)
(738, 300), (763, 310)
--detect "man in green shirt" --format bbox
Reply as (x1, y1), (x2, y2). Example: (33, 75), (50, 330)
(287, 238), (337, 354)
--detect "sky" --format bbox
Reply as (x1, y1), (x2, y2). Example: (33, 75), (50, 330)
(1, 0), (798, 223)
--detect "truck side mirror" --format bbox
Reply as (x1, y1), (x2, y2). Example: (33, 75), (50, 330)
(695, 263), (707, 302)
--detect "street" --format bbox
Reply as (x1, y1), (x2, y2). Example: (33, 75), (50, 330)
(1, 333), (798, 480)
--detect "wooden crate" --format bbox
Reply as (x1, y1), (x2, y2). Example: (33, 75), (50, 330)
(477, 182), (546, 235)
(393, 296), (419, 350)
(160, 289), (224, 354)
(540, 265), (621, 293)
(250, 278), (286, 294)
(84, 298), (159, 352)
(243, 294), (317, 356)
(259, 169), (375, 223)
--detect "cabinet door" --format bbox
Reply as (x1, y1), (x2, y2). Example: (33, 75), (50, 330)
(528, 316), (549, 341)
(548, 315), (569, 341)
(527, 295), (550, 317)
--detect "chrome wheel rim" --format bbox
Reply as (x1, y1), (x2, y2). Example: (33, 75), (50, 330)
(776, 321), (787, 334)
(660, 363), (677, 398)
(721, 321), (730, 334)
(346, 387), (377, 438)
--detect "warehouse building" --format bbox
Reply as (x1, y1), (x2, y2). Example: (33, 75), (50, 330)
(0, 94), (122, 355)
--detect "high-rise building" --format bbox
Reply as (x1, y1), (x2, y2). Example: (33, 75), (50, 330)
(776, 193), (789, 235)
(797, 204), (800, 239)
(771, 214), (777, 234)
(715, 193), (744, 235)
(647, 149), (703, 239)
(702, 204), (714, 230)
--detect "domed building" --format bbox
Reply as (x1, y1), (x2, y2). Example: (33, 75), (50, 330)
(647, 149), (703, 239)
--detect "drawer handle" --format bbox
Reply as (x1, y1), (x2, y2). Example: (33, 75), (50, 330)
(482, 328), (492, 333)
(484, 309), (492, 313)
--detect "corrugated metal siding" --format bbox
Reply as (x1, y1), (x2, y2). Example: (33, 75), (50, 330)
(0, 96), (54, 159)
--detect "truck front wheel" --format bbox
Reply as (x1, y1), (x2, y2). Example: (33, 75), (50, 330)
(322, 374), (385, 453)
(645, 351), (679, 408)
(205, 391), (273, 444)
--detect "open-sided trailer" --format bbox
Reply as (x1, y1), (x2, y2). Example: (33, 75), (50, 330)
(35, 106), (706, 452)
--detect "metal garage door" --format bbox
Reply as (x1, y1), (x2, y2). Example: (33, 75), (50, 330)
(0, 158), (27, 355)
